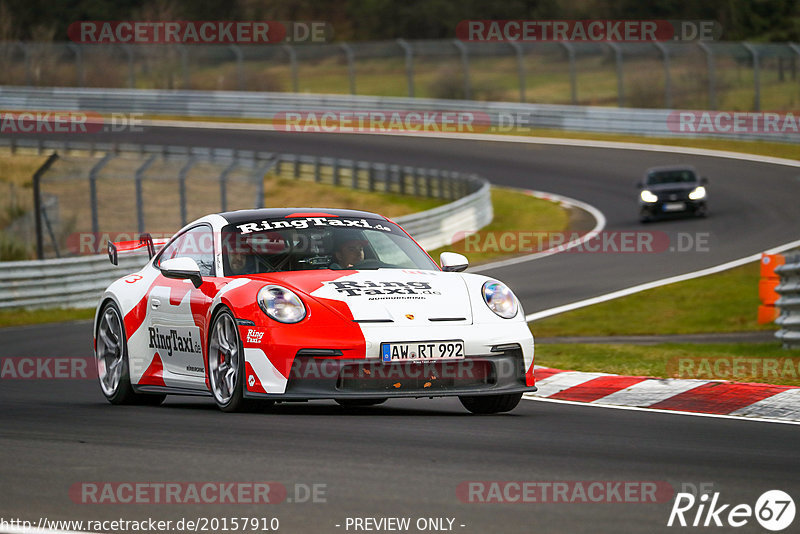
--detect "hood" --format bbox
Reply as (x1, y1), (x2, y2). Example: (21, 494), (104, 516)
(262, 269), (474, 325)
(644, 182), (700, 193)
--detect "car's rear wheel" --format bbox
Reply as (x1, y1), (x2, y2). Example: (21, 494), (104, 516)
(96, 302), (165, 406)
(208, 308), (258, 412)
(459, 393), (522, 414)
(335, 398), (388, 407)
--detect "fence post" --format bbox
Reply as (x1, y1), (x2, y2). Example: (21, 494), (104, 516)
(314, 156), (321, 182)
(179, 45), (190, 89)
(178, 157), (195, 226)
(229, 44), (244, 90)
(559, 42), (577, 104)
(742, 43), (761, 111)
(452, 40), (472, 100)
(89, 153), (114, 238)
(119, 44), (135, 88)
(653, 42), (672, 108)
(332, 159), (340, 186)
(283, 44), (298, 92)
(789, 43), (800, 82)
(396, 38), (414, 97)
(218, 159), (237, 212)
(697, 42), (716, 110)
(340, 43), (356, 95)
(508, 41), (525, 103)
(67, 43), (84, 87)
(135, 155), (157, 234)
(607, 43), (624, 107)
(32, 152), (59, 260)
(254, 158), (275, 209)
(351, 160), (358, 189)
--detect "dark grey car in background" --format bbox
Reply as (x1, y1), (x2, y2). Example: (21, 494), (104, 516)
(637, 165), (709, 222)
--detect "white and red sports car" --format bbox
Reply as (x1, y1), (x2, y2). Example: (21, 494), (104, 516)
(94, 208), (535, 414)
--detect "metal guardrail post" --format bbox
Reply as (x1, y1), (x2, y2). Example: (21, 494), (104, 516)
(89, 153), (113, 237)
(368, 164), (375, 191)
(340, 43), (356, 95)
(697, 42), (716, 110)
(314, 156), (321, 182)
(653, 42), (672, 109)
(253, 158), (275, 209)
(350, 160), (358, 189)
(775, 257), (800, 349)
(218, 159), (237, 212)
(32, 153), (59, 260)
(607, 43), (624, 107)
(508, 41), (526, 103)
(742, 43), (761, 112)
(332, 159), (340, 186)
(283, 44), (298, 92)
(396, 39), (414, 97)
(452, 40), (472, 100)
(178, 157), (195, 226)
(135, 155), (157, 234)
(559, 42), (577, 105)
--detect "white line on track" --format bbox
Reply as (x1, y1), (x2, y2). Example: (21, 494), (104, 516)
(523, 395), (800, 427)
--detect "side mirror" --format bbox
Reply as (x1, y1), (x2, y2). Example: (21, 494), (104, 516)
(440, 252), (469, 273)
(700, 176), (709, 185)
(159, 257), (203, 288)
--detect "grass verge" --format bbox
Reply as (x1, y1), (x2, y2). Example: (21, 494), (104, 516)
(0, 307), (96, 328)
(536, 342), (799, 387)
(531, 262), (771, 337)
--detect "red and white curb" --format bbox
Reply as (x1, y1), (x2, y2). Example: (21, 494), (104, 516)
(524, 366), (800, 424)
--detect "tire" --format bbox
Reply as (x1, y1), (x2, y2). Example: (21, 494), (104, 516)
(335, 398), (388, 407)
(208, 308), (257, 412)
(96, 302), (166, 406)
(459, 393), (522, 414)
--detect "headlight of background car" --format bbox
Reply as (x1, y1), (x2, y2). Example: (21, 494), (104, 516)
(640, 190), (658, 203)
(482, 281), (518, 319)
(258, 285), (306, 323)
(688, 186), (706, 200)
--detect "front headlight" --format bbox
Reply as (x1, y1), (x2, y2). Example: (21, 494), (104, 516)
(258, 285), (306, 323)
(688, 186), (706, 200)
(482, 281), (518, 319)
(640, 190), (658, 203)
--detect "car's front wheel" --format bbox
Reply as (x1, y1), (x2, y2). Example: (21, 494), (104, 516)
(459, 393), (522, 414)
(208, 308), (256, 412)
(96, 302), (165, 406)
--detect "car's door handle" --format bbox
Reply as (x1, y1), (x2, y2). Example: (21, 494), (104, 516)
(151, 299), (161, 309)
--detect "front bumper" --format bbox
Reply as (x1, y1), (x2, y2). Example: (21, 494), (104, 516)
(244, 348), (535, 400)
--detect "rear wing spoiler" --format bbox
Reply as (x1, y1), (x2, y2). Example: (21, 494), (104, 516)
(107, 233), (170, 265)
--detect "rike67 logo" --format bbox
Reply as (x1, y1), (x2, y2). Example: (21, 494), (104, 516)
(668, 490), (795, 531)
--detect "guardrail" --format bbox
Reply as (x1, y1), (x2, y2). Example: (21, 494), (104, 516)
(775, 254), (800, 349)
(1, 86), (797, 143)
(0, 140), (491, 310)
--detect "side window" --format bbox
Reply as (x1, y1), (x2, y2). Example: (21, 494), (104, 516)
(158, 226), (216, 277)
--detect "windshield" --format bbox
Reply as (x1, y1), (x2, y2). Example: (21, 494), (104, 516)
(221, 215), (439, 275)
(646, 169), (697, 185)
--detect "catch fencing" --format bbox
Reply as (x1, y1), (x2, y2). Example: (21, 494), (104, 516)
(0, 40), (798, 111)
(0, 139), (491, 309)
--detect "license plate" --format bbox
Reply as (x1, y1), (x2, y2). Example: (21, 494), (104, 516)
(663, 202), (685, 212)
(381, 340), (465, 363)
